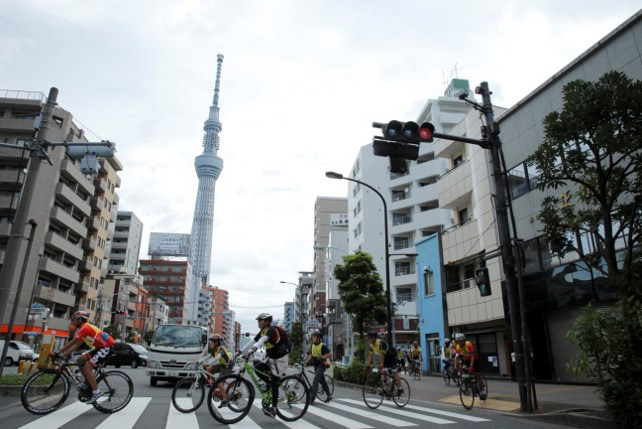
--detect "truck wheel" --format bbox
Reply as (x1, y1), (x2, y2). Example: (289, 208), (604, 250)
(150, 376), (158, 387)
(131, 360), (138, 369)
(4, 357), (14, 366)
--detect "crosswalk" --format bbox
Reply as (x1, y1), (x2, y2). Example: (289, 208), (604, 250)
(13, 396), (491, 428)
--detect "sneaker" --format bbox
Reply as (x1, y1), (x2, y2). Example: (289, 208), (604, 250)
(479, 392), (487, 400)
(262, 405), (276, 418)
(86, 389), (103, 405)
(309, 400), (315, 406)
(396, 388), (404, 396)
(323, 395), (332, 403)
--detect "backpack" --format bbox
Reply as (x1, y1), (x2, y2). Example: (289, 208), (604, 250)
(275, 325), (291, 354)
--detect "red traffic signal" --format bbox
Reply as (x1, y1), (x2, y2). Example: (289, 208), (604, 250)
(379, 120), (435, 143)
(419, 122), (435, 142)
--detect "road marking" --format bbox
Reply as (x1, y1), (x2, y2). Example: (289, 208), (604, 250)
(338, 399), (455, 425)
(401, 403), (490, 422)
(19, 401), (91, 428)
(325, 401), (417, 426)
(252, 400), (319, 428)
(438, 394), (520, 412)
(96, 397), (150, 428)
(166, 398), (199, 428)
(293, 402), (373, 429)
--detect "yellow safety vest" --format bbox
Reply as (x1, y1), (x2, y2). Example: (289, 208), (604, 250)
(311, 342), (323, 358)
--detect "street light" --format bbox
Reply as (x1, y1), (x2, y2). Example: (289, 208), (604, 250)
(313, 243), (348, 254)
(279, 281), (298, 287)
(325, 171), (395, 348)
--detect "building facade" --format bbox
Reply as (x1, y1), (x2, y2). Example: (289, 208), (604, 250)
(146, 295), (169, 333)
(283, 301), (294, 333)
(108, 211), (143, 275)
(138, 258), (192, 324)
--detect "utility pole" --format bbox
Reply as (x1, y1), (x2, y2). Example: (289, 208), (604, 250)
(477, 82), (528, 411)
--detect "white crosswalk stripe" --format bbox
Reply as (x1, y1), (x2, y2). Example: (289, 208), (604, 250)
(16, 395), (494, 428)
(166, 398), (199, 428)
(337, 399), (456, 424)
(96, 397), (150, 428)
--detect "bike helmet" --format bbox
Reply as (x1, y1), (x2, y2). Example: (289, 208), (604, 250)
(209, 334), (222, 342)
(311, 331), (322, 339)
(71, 310), (90, 321)
(454, 333), (465, 341)
(444, 338), (451, 345)
(367, 331), (378, 339)
(256, 313), (273, 324)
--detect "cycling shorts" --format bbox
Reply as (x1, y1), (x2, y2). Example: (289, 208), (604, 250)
(83, 347), (111, 368)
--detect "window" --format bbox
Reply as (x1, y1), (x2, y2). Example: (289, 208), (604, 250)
(395, 261), (413, 276)
(458, 207), (469, 225)
(394, 236), (410, 250)
(396, 288), (412, 302)
(393, 213), (411, 226)
(420, 200), (439, 212)
(453, 155), (463, 167)
(423, 269), (435, 296)
(392, 189), (408, 202)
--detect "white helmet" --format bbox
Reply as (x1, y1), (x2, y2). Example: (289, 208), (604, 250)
(454, 333), (465, 341)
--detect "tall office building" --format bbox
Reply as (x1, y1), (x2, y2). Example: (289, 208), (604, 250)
(188, 54), (225, 326)
(108, 211), (143, 275)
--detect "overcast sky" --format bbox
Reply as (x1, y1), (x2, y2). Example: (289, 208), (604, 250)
(1, 0), (640, 333)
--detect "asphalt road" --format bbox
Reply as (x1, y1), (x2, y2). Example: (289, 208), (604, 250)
(0, 367), (564, 428)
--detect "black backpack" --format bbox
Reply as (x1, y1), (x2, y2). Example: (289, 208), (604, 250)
(276, 325), (292, 353)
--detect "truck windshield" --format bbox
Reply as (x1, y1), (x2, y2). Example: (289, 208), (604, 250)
(152, 326), (202, 348)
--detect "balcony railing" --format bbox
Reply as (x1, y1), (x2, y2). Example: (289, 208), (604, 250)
(391, 191), (409, 202)
(393, 239), (410, 250)
(395, 266), (415, 276)
(392, 215), (411, 226)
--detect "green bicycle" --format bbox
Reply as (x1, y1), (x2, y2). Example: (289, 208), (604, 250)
(207, 356), (310, 424)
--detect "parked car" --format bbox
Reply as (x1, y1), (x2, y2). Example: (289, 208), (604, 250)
(106, 342), (148, 368)
(0, 340), (35, 366)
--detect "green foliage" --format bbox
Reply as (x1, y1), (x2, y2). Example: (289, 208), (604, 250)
(527, 71), (642, 292)
(333, 360), (369, 385)
(288, 321), (304, 365)
(143, 330), (155, 344)
(566, 302), (642, 427)
(334, 252), (388, 338)
(104, 324), (121, 340)
(0, 374), (54, 385)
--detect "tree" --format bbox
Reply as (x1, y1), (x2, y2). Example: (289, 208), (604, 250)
(104, 324), (121, 340)
(288, 321), (304, 364)
(334, 251), (387, 341)
(528, 71), (642, 427)
(143, 330), (155, 344)
(528, 71), (642, 296)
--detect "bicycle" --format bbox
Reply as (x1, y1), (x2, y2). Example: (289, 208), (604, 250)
(21, 355), (133, 415)
(171, 359), (231, 413)
(458, 370), (488, 410)
(410, 359), (421, 380)
(442, 360), (460, 386)
(207, 355), (310, 424)
(291, 362), (334, 402)
(362, 367), (410, 409)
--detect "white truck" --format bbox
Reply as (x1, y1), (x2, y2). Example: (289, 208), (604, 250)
(146, 324), (208, 386)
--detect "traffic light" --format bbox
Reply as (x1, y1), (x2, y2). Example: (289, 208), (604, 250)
(475, 267), (491, 297)
(373, 121), (436, 174)
(66, 142), (116, 175)
(115, 309), (129, 316)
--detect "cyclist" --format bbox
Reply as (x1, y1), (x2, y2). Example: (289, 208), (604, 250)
(366, 332), (401, 394)
(49, 311), (115, 404)
(409, 340), (422, 375)
(239, 313), (289, 418)
(204, 335), (232, 386)
(440, 338), (453, 373)
(396, 348), (406, 374)
(305, 331), (332, 404)
(454, 333), (486, 399)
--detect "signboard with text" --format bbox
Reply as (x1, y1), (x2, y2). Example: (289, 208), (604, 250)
(149, 232), (190, 256)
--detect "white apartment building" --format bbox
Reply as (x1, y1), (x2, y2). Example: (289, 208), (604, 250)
(434, 105), (509, 376)
(146, 295), (169, 333)
(108, 211), (143, 275)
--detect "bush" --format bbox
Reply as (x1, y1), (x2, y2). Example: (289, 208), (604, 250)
(0, 374), (53, 385)
(567, 303), (642, 428)
(334, 360), (369, 385)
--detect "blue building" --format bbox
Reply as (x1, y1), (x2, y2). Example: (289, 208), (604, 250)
(415, 233), (448, 373)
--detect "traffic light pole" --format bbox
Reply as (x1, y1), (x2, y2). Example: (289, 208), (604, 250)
(477, 82), (528, 412)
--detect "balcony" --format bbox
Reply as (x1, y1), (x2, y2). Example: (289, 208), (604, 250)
(442, 218), (481, 263)
(79, 257), (92, 273)
(112, 193), (119, 205)
(438, 159), (473, 210)
(90, 196), (104, 213)
(82, 238), (97, 251)
(395, 265), (415, 276)
(0, 169), (25, 189)
(35, 283), (77, 307)
(76, 278), (90, 293)
(93, 177), (107, 194)
(55, 183), (91, 217)
(60, 159), (93, 195)
(0, 194), (19, 211)
(50, 206), (87, 237)
(393, 238), (411, 250)
(45, 231), (84, 261)
(0, 223), (11, 238)
(0, 116), (37, 133)
(107, 228), (114, 241)
(110, 241), (127, 250)
(392, 214), (411, 226)
(86, 216), (100, 232)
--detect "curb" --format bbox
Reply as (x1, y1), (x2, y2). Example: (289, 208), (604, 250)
(504, 409), (619, 429)
(0, 386), (23, 396)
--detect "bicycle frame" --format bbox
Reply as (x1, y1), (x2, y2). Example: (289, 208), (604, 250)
(236, 359), (281, 404)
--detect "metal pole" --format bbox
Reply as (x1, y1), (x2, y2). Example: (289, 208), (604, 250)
(477, 82), (528, 411)
(0, 220), (37, 376)
(21, 254), (43, 342)
(0, 88), (58, 322)
(342, 177), (394, 349)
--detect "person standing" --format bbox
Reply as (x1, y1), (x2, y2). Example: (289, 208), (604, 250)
(305, 331), (332, 404)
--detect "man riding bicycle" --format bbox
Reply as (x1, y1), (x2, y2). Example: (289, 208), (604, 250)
(49, 311), (115, 404)
(366, 332), (402, 394)
(441, 338), (453, 372)
(204, 335), (232, 385)
(409, 341), (422, 375)
(454, 333), (486, 399)
(239, 313), (289, 418)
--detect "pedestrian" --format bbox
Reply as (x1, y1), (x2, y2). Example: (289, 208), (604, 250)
(305, 331), (332, 405)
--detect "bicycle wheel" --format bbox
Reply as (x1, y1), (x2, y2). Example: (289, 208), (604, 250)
(93, 370), (134, 413)
(314, 373), (334, 401)
(442, 368), (451, 385)
(459, 377), (475, 410)
(172, 376), (205, 413)
(207, 374), (254, 424)
(21, 370), (70, 415)
(362, 374), (384, 409)
(478, 374), (488, 400)
(325, 374), (334, 395)
(452, 370), (461, 387)
(290, 376), (308, 402)
(415, 366), (421, 380)
(276, 375), (309, 421)
(392, 377), (410, 407)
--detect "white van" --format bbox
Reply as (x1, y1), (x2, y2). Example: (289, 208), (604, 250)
(146, 325), (208, 386)
(0, 340), (35, 366)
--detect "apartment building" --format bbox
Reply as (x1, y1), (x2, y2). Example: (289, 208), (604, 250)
(100, 273), (147, 338)
(146, 295), (169, 333)
(233, 321), (241, 353)
(138, 258), (192, 324)
(294, 271), (313, 325)
(209, 286), (230, 341)
(491, 11), (642, 381)
(283, 301), (294, 333)
(108, 211), (143, 275)
(311, 197), (347, 320)
(0, 90), (118, 348)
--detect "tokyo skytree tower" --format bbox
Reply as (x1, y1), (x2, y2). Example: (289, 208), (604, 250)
(190, 54), (224, 292)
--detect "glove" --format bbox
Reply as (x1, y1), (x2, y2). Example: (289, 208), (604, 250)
(467, 366), (474, 374)
(49, 351), (58, 359)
